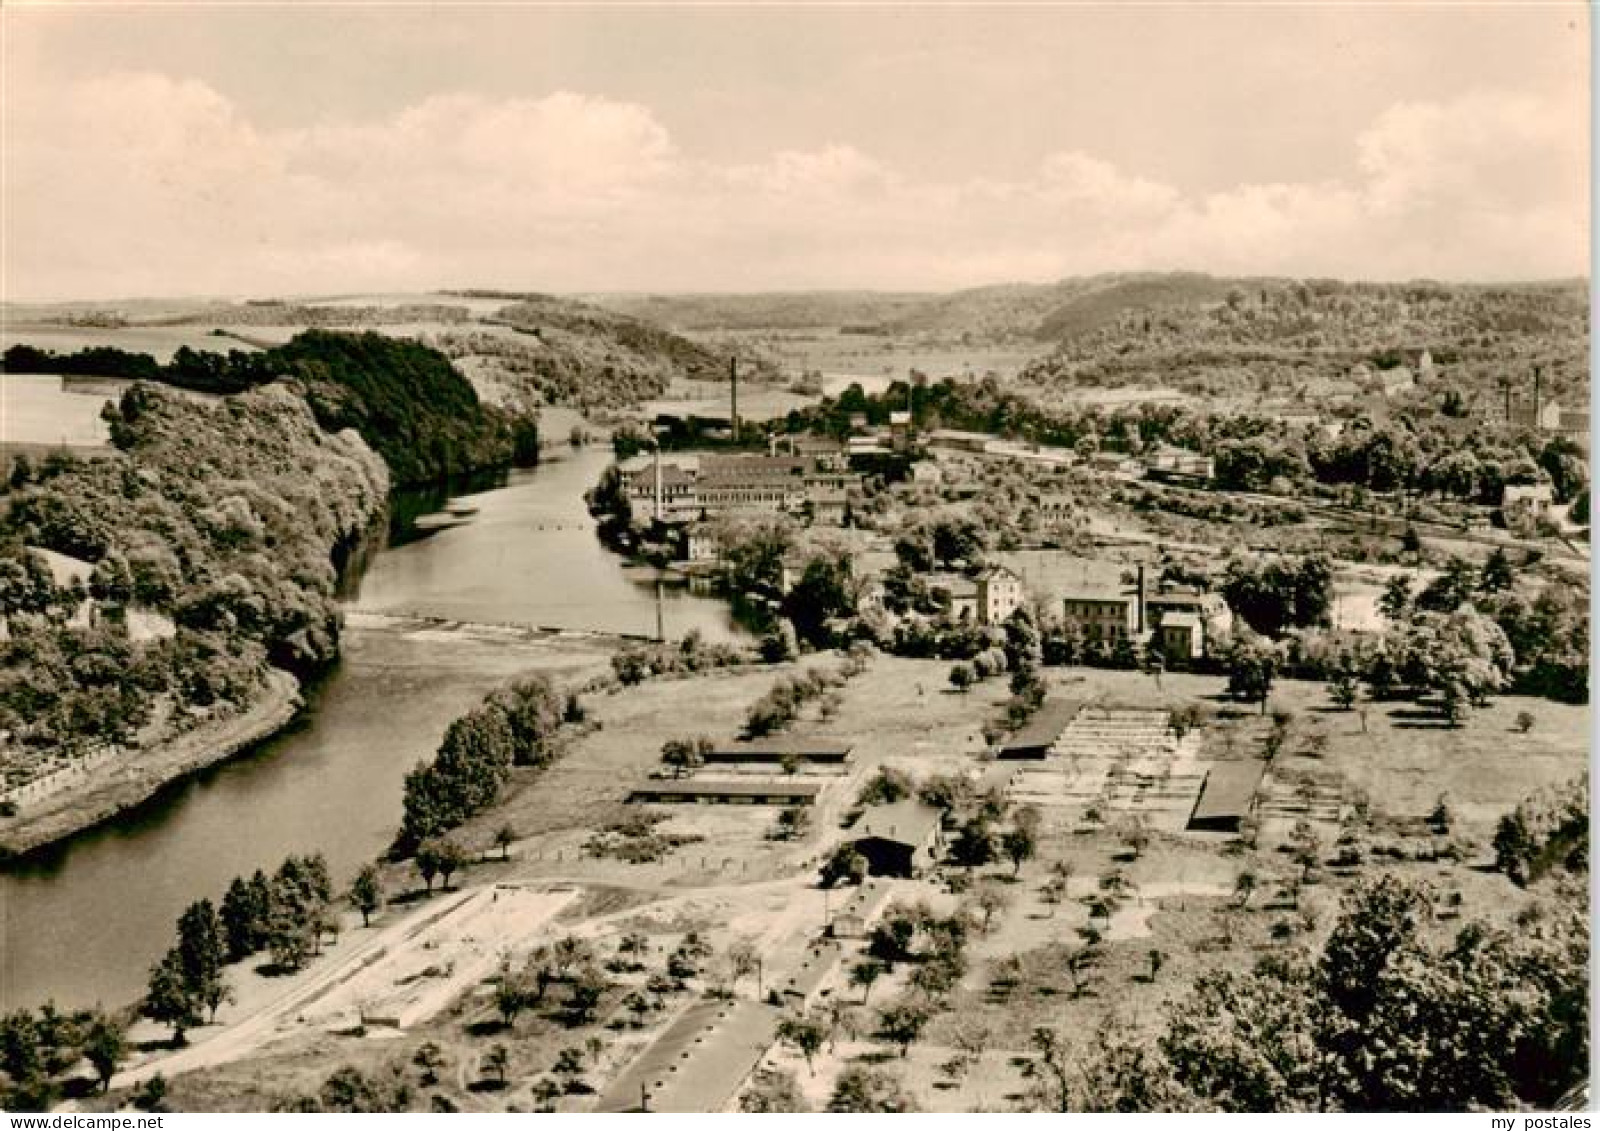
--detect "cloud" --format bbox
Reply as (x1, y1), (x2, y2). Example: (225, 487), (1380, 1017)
(2, 72), (1586, 299)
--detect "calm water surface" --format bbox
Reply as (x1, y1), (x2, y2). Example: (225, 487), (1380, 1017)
(0, 446), (742, 1010)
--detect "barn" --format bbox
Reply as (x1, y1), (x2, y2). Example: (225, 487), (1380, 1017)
(1187, 759), (1267, 832)
(998, 700), (1080, 759)
(850, 801), (943, 877)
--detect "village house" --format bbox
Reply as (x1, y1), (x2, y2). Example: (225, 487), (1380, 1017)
(1377, 366), (1415, 397)
(1088, 451), (1144, 477)
(1142, 445), (1215, 485)
(910, 460), (945, 487)
(976, 564), (1024, 625)
(924, 564), (1023, 626)
(925, 572), (980, 623)
(1145, 586), (1232, 662)
(1502, 482), (1555, 529)
(1061, 590), (1139, 642)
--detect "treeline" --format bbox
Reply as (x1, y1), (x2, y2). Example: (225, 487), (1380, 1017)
(395, 676), (577, 856)
(609, 630), (750, 686)
(5, 330), (537, 485)
(1022, 277), (1588, 407)
(141, 853), (335, 1048)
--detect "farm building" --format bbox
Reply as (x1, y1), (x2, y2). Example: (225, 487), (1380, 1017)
(1186, 759), (1268, 832)
(997, 700), (1081, 759)
(850, 801), (943, 877)
(628, 780), (823, 806)
(702, 740), (853, 767)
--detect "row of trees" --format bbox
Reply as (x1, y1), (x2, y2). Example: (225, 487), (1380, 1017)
(146, 853), (338, 1044)
(396, 677), (572, 854)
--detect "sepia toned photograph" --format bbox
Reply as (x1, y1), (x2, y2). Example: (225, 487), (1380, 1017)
(0, 0), (1590, 1116)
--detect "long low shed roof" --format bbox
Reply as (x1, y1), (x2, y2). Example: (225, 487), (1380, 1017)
(704, 740), (853, 762)
(1188, 759), (1268, 826)
(630, 779), (823, 800)
(999, 700), (1081, 755)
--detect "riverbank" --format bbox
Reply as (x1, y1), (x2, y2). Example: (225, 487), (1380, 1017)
(0, 669), (304, 860)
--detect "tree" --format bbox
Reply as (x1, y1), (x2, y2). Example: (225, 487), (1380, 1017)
(1147, 948), (1167, 983)
(495, 964), (532, 1028)
(971, 881), (1011, 932)
(349, 864), (383, 928)
(948, 661), (976, 693)
(741, 1068), (809, 1113)
(432, 838), (468, 890)
(759, 621), (800, 663)
(1328, 665), (1359, 710)
(725, 939), (760, 993)
(143, 950), (200, 1045)
(1234, 870), (1258, 909)
(783, 552), (856, 647)
(483, 1044), (509, 1087)
(1378, 575), (1412, 623)
(493, 823), (517, 860)
(82, 1012), (126, 1093)
(1024, 1025), (1075, 1112)
(1479, 548), (1515, 594)
(660, 735), (711, 778)
(1289, 820), (1322, 882)
(1226, 635), (1278, 713)
(530, 1076), (563, 1112)
(820, 843), (867, 888)
(828, 1065), (917, 1112)
(412, 1041), (445, 1086)
(415, 844), (441, 893)
(877, 994), (933, 1057)
(1116, 814), (1151, 860)
(775, 1012), (828, 1075)
(221, 870), (271, 961)
(565, 966), (608, 1025)
(1514, 710), (1535, 734)
(1001, 825), (1037, 875)
(773, 805), (810, 840)
(850, 959), (885, 1003)
(175, 899), (229, 1022)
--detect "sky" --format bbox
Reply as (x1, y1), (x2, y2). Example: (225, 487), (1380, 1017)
(1, 3), (1590, 300)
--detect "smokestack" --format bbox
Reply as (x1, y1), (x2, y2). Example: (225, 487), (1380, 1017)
(1533, 365), (1543, 429)
(730, 356), (740, 440)
(653, 446), (663, 524)
(1136, 564), (1147, 634)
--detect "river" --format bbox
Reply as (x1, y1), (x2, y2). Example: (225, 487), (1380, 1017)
(0, 445), (744, 1012)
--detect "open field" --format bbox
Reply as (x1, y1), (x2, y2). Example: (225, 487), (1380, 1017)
(1, 324), (254, 362)
(1, 374), (117, 448)
(98, 648), (1586, 1113)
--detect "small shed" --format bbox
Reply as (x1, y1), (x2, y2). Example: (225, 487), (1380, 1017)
(998, 700), (1081, 759)
(1187, 760), (1267, 832)
(851, 801), (943, 877)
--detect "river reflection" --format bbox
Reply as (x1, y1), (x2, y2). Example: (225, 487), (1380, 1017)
(0, 446), (744, 1010)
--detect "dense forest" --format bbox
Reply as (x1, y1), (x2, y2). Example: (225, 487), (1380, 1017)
(1020, 278), (1589, 408)
(0, 382), (389, 777)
